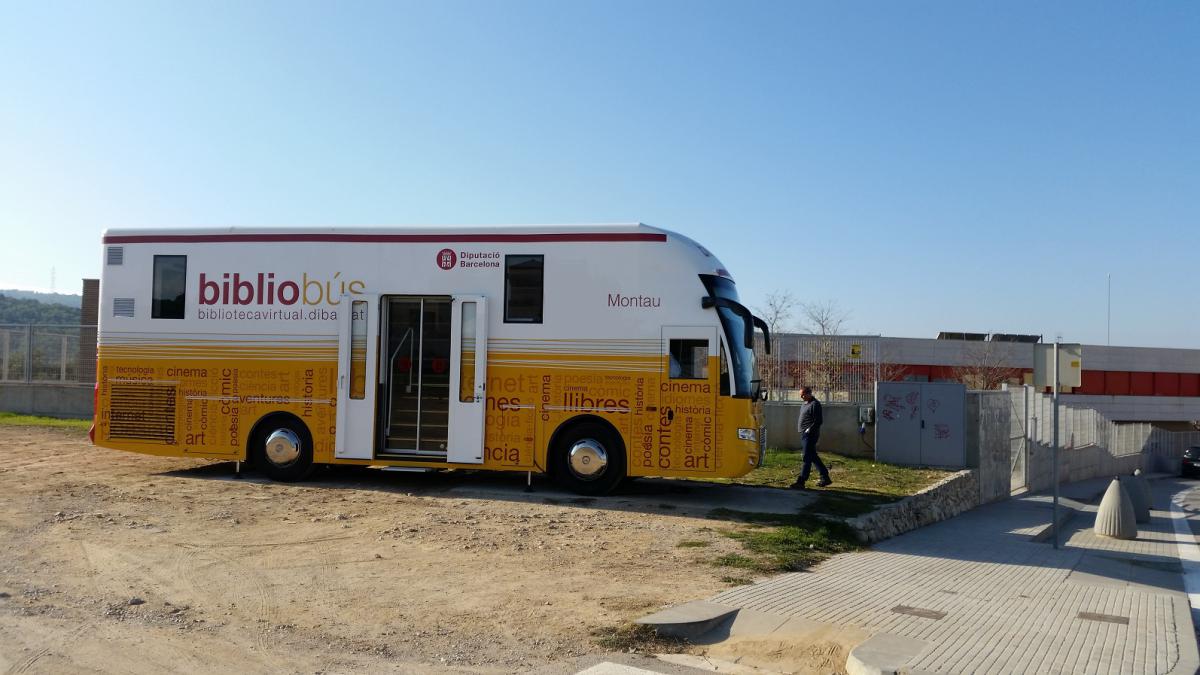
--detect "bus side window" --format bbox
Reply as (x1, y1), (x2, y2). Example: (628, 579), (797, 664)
(459, 301), (476, 402)
(668, 339), (708, 380)
(151, 255), (186, 319)
(504, 254), (543, 323)
(349, 300), (367, 400)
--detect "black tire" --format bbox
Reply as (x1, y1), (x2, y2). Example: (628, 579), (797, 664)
(250, 415), (315, 483)
(551, 420), (627, 496)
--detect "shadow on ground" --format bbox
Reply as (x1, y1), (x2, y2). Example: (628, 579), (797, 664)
(156, 461), (820, 522)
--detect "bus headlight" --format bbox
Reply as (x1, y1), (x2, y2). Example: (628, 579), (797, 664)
(737, 428), (757, 442)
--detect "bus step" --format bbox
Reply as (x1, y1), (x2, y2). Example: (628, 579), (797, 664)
(389, 409), (449, 420)
(385, 436), (448, 446)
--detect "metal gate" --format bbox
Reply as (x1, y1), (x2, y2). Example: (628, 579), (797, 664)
(1007, 385), (1030, 491)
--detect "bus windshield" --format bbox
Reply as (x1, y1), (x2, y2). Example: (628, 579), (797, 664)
(699, 274), (758, 398)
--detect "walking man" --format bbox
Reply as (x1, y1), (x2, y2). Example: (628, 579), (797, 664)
(791, 386), (832, 489)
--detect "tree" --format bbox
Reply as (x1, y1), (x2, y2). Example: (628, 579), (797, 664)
(753, 291), (797, 399)
(953, 341), (1022, 390)
(874, 349), (911, 385)
(0, 294), (80, 324)
(798, 300), (849, 337)
(797, 300), (850, 401)
(755, 291), (797, 337)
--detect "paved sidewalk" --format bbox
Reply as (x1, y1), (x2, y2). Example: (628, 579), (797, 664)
(694, 477), (1200, 674)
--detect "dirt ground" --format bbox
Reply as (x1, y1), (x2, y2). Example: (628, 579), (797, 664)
(0, 426), (855, 674)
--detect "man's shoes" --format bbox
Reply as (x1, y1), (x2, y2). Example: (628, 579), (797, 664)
(789, 480), (807, 490)
(816, 478), (833, 488)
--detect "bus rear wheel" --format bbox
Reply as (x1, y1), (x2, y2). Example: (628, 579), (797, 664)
(552, 421), (626, 496)
(251, 416), (315, 483)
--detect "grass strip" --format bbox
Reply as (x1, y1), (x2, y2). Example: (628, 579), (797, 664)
(0, 412), (90, 430)
(709, 508), (861, 573)
(706, 448), (951, 499)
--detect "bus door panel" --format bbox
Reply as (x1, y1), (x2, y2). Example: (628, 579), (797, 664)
(658, 326), (719, 474)
(447, 295), (488, 464)
(335, 294), (379, 459)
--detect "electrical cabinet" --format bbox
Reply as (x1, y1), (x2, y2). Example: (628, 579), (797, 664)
(874, 382), (965, 467)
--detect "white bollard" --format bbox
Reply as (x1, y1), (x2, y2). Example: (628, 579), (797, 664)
(1133, 468), (1152, 509)
(1119, 474), (1150, 523)
(1094, 477), (1137, 540)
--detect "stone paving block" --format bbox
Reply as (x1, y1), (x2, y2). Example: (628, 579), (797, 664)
(705, 481), (1200, 674)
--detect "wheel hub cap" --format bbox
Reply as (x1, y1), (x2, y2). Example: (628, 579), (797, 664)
(265, 429), (301, 466)
(568, 439), (608, 480)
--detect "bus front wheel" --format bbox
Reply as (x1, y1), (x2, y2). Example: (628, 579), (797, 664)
(251, 415), (315, 483)
(551, 420), (626, 496)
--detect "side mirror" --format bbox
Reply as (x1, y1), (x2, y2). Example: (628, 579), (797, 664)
(759, 389), (768, 401)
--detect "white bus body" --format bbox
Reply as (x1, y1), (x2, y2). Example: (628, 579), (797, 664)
(94, 224), (768, 493)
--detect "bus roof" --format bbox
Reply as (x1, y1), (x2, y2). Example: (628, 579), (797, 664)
(102, 223), (674, 243)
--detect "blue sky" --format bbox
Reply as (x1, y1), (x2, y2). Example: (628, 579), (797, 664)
(1, 2), (1196, 347)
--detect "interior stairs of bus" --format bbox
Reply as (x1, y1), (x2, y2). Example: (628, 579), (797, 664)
(383, 314), (451, 458)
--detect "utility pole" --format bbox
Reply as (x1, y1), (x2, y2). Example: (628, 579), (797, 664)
(1052, 339), (1060, 549)
(1106, 274), (1111, 347)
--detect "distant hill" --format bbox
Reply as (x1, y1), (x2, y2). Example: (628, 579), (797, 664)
(0, 289), (82, 308)
(0, 294), (82, 324)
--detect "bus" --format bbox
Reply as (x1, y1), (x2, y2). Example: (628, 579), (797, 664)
(92, 224), (769, 495)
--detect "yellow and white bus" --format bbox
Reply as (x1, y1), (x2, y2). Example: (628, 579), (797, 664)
(93, 224), (769, 494)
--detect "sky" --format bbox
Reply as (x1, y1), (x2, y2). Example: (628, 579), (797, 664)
(1, 1), (1197, 347)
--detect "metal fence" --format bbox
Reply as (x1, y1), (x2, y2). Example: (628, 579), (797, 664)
(1024, 394), (1200, 459)
(0, 324), (96, 384)
(1008, 384), (1200, 487)
(756, 334), (882, 404)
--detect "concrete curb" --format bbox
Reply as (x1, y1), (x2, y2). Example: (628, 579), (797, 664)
(1029, 496), (1085, 542)
(844, 633), (929, 675)
(1167, 590), (1200, 675)
(636, 600), (739, 641)
(1165, 483), (1200, 675)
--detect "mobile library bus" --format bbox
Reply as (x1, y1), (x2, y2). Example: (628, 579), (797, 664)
(93, 224), (769, 494)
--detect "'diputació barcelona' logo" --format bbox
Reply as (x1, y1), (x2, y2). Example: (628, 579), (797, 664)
(436, 249), (457, 270)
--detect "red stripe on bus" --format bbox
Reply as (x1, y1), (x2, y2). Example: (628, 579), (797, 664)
(102, 233), (668, 244)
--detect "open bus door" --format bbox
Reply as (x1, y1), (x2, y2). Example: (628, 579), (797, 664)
(447, 295), (488, 464)
(336, 294), (380, 459)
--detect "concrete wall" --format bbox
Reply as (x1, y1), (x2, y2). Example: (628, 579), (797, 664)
(877, 336), (1200, 374)
(967, 391), (1012, 504)
(0, 383), (93, 419)
(764, 402), (874, 458)
(1025, 441), (1142, 493)
(881, 336), (1033, 369)
(1059, 394), (1200, 422)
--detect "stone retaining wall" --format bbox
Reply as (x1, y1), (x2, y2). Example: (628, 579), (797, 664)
(846, 469), (979, 544)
